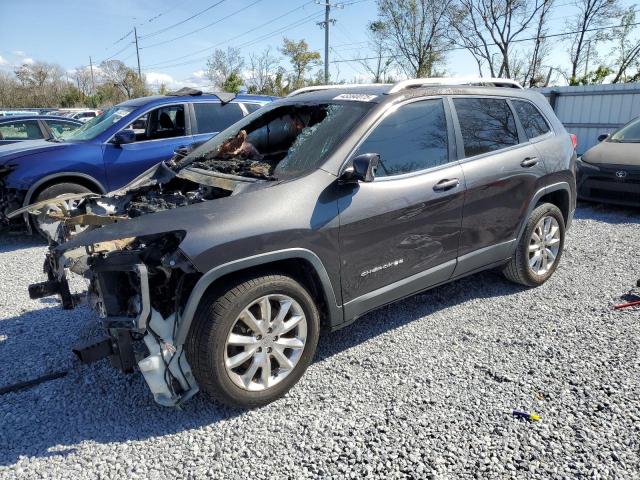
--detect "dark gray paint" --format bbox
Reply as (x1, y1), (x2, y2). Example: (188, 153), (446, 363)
(55, 85), (577, 335)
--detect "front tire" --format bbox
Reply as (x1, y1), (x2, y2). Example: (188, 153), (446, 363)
(187, 273), (320, 408)
(32, 182), (92, 239)
(503, 202), (565, 287)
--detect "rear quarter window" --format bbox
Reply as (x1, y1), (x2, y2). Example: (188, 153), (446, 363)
(512, 100), (551, 139)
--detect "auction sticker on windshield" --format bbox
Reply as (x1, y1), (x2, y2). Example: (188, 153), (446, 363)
(333, 93), (378, 102)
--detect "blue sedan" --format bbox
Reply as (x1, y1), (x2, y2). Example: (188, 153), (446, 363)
(0, 115), (82, 145)
(0, 91), (276, 234)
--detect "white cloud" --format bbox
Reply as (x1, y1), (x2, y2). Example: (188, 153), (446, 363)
(145, 71), (178, 86)
(22, 57), (34, 65)
(12, 50), (26, 57)
(144, 70), (213, 92)
(0, 56), (7, 66)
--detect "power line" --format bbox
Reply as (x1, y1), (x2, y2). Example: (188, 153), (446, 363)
(100, 41), (134, 64)
(143, 2), (318, 69)
(144, 11), (325, 71)
(331, 19), (640, 64)
(139, 0), (228, 39)
(141, 0), (267, 49)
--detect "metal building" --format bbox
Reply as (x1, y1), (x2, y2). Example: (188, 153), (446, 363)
(535, 83), (640, 155)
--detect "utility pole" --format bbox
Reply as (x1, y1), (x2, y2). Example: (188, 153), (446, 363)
(584, 40), (591, 78)
(89, 56), (96, 94)
(134, 26), (142, 79)
(317, 2), (342, 84)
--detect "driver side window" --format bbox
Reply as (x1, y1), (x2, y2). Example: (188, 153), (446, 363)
(125, 104), (186, 142)
(353, 99), (449, 177)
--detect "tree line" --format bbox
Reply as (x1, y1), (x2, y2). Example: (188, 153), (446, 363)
(1, 0), (638, 108)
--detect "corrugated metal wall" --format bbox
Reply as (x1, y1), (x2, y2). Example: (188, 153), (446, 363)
(535, 83), (640, 155)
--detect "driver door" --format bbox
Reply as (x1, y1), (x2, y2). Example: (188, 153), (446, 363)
(102, 103), (192, 190)
(337, 98), (465, 318)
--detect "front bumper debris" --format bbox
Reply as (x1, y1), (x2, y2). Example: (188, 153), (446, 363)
(30, 236), (200, 407)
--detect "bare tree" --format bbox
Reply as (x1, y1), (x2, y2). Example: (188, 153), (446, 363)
(377, 0), (452, 78)
(73, 66), (93, 97)
(607, 7), (640, 83)
(521, 0), (555, 87)
(565, 0), (620, 84)
(247, 47), (280, 94)
(99, 60), (146, 99)
(449, 0), (547, 79)
(206, 47), (245, 89)
(359, 21), (395, 82)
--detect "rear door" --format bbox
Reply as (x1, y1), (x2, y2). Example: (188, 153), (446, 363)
(102, 103), (191, 190)
(337, 98), (465, 317)
(190, 101), (245, 146)
(450, 96), (546, 276)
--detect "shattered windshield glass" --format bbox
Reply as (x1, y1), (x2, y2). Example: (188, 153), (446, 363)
(180, 101), (373, 179)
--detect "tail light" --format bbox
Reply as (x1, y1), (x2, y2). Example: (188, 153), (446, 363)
(569, 133), (577, 150)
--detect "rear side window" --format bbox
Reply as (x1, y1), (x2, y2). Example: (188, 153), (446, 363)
(0, 120), (43, 140)
(512, 100), (550, 139)
(453, 98), (519, 157)
(193, 103), (244, 134)
(354, 99), (449, 177)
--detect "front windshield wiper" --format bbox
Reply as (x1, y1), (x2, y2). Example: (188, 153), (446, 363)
(45, 137), (64, 143)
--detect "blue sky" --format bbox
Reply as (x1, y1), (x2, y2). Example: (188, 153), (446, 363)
(0, 0), (636, 89)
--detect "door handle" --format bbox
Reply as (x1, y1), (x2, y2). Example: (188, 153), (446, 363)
(433, 178), (460, 192)
(521, 156), (538, 168)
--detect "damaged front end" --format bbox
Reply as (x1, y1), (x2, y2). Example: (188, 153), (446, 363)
(22, 100), (362, 406)
(0, 165), (25, 232)
(31, 230), (202, 406)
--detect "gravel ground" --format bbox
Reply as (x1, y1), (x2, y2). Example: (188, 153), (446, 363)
(0, 203), (638, 479)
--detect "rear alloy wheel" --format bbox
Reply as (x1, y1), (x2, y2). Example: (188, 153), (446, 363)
(503, 202), (565, 287)
(188, 273), (320, 408)
(528, 215), (561, 275)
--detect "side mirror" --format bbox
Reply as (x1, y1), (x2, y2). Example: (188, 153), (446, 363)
(113, 130), (136, 146)
(340, 153), (380, 183)
(172, 145), (191, 161)
(597, 133), (609, 142)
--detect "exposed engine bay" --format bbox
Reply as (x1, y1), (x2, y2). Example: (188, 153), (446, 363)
(19, 102), (340, 407)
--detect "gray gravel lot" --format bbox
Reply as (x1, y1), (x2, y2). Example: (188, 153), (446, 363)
(0, 203), (639, 479)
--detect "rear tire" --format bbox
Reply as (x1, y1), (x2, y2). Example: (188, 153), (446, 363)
(187, 273), (320, 408)
(503, 202), (565, 287)
(32, 182), (92, 238)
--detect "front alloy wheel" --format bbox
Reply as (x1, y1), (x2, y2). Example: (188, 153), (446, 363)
(225, 294), (307, 391)
(188, 273), (320, 408)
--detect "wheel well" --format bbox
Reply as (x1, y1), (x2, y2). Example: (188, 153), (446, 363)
(538, 189), (570, 225)
(29, 175), (104, 203)
(200, 258), (332, 329)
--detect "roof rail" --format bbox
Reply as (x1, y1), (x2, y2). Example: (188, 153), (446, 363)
(388, 77), (523, 93)
(286, 83), (387, 97)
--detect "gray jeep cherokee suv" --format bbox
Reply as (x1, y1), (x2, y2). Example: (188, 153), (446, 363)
(26, 80), (577, 408)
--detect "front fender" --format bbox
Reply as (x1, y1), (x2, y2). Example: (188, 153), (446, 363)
(174, 248), (343, 347)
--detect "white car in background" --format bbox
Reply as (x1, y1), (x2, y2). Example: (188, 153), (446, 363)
(66, 109), (102, 122)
